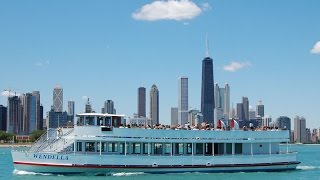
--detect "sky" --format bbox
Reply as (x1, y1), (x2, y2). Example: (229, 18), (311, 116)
(0, 0), (319, 128)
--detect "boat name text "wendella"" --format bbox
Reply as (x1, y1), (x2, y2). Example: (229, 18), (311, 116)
(33, 154), (69, 160)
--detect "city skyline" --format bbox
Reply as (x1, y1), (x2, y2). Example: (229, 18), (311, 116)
(0, 1), (320, 128)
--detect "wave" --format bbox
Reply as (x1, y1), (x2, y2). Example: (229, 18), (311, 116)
(13, 169), (52, 176)
(297, 166), (320, 170)
(112, 172), (146, 176)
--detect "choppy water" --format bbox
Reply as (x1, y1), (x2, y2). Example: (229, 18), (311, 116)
(1, 145), (319, 180)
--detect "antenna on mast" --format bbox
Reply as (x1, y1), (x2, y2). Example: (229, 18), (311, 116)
(205, 33), (210, 57)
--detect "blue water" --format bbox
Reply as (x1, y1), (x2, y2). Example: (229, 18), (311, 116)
(1, 145), (319, 180)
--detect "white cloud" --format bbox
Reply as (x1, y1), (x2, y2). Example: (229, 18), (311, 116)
(35, 60), (50, 67)
(223, 61), (252, 72)
(132, 0), (203, 21)
(1, 90), (20, 97)
(202, 3), (212, 11)
(82, 96), (88, 100)
(310, 41), (320, 54)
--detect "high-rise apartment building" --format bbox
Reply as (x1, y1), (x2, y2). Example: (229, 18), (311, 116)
(7, 96), (22, 134)
(53, 85), (63, 112)
(68, 100), (75, 122)
(0, 105), (7, 131)
(294, 116), (307, 143)
(138, 87), (146, 117)
(171, 107), (178, 126)
(236, 103), (244, 120)
(276, 116), (291, 140)
(22, 93), (37, 134)
(242, 97), (249, 121)
(32, 91), (42, 130)
(85, 98), (92, 113)
(214, 83), (230, 121)
(178, 77), (188, 126)
(150, 84), (159, 125)
(256, 101), (264, 118)
(105, 100), (115, 114)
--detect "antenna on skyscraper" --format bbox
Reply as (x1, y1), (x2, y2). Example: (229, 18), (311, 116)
(205, 33), (210, 57)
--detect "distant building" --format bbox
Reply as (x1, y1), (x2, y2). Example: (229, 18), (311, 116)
(32, 91), (42, 130)
(242, 97), (249, 121)
(127, 117), (151, 127)
(201, 56), (214, 125)
(138, 87), (146, 117)
(178, 77), (188, 126)
(249, 110), (256, 120)
(236, 103), (244, 120)
(68, 100), (75, 121)
(85, 98), (92, 113)
(262, 116), (272, 127)
(104, 100), (115, 114)
(188, 109), (199, 126)
(306, 128), (311, 143)
(171, 107), (178, 126)
(22, 93), (37, 134)
(276, 116), (291, 140)
(7, 96), (22, 134)
(0, 105), (7, 131)
(214, 83), (230, 121)
(47, 109), (68, 128)
(150, 84), (159, 125)
(214, 108), (224, 126)
(311, 129), (318, 143)
(53, 85), (63, 112)
(294, 116), (307, 143)
(256, 101), (264, 118)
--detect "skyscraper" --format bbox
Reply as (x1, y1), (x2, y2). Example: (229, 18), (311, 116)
(68, 100), (75, 121)
(138, 87), (146, 117)
(85, 98), (92, 113)
(201, 56), (214, 125)
(178, 77), (188, 126)
(150, 84), (159, 125)
(224, 84), (230, 121)
(171, 107), (178, 126)
(294, 116), (307, 143)
(32, 91), (42, 130)
(105, 100), (115, 114)
(214, 83), (230, 121)
(53, 85), (63, 112)
(21, 93), (37, 134)
(242, 97), (249, 121)
(0, 105), (7, 131)
(236, 103), (244, 120)
(7, 96), (22, 134)
(256, 101), (264, 118)
(276, 116), (291, 140)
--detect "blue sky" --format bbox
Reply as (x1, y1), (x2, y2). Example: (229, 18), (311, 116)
(0, 0), (319, 128)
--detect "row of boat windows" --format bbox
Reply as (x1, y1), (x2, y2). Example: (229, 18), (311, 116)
(75, 142), (243, 155)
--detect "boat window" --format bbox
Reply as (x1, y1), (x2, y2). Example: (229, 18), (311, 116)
(132, 143), (141, 154)
(97, 117), (104, 126)
(154, 143), (163, 155)
(235, 143), (242, 154)
(218, 143), (224, 155)
(142, 143), (149, 154)
(196, 143), (203, 155)
(119, 143), (125, 154)
(97, 142), (107, 152)
(85, 142), (95, 152)
(164, 143), (171, 154)
(85, 116), (95, 126)
(175, 143), (184, 155)
(78, 117), (84, 126)
(226, 143), (232, 154)
(108, 142), (118, 152)
(186, 143), (192, 154)
(76, 142), (82, 152)
(205, 143), (213, 155)
(105, 117), (111, 126)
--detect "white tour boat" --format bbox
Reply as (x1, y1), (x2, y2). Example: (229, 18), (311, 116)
(12, 113), (300, 174)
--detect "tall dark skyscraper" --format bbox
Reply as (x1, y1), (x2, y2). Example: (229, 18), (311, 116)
(138, 87), (146, 117)
(242, 97), (249, 121)
(0, 105), (7, 131)
(201, 36), (214, 125)
(7, 96), (22, 134)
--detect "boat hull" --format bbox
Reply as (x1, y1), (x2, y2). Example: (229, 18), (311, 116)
(12, 151), (300, 174)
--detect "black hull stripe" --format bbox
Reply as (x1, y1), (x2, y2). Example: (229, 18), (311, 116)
(14, 161), (301, 169)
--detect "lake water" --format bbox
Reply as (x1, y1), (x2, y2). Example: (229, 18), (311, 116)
(1, 145), (319, 180)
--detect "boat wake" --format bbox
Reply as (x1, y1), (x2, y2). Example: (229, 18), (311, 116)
(13, 169), (52, 176)
(111, 172), (147, 177)
(297, 166), (320, 170)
